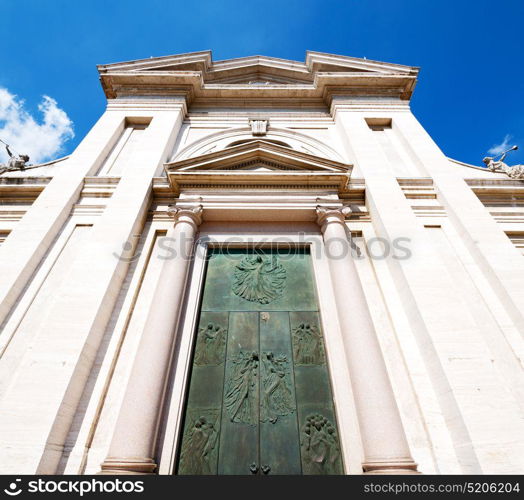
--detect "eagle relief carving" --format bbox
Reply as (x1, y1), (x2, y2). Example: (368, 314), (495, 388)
(232, 254), (286, 304)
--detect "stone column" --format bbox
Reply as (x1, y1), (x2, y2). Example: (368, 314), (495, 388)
(317, 206), (418, 474)
(101, 206), (203, 474)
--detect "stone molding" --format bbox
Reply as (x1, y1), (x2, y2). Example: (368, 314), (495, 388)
(100, 457), (156, 475)
(97, 51), (419, 103)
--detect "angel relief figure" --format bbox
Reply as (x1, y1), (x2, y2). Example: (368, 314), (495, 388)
(194, 322), (227, 365)
(293, 323), (325, 365)
(225, 351), (259, 425)
(232, 254), (286, 304)
(300, 414), (341, 475)
(179, 413), (219, 475)
(261, 351), (295, 423)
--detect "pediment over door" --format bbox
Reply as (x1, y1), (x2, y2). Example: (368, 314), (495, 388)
(164, 140), (353, 194)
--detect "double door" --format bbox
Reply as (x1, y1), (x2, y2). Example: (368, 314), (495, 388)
(177, 248), (343, 475)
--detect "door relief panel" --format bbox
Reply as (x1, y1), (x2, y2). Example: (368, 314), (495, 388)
(177, 249), (342, 475)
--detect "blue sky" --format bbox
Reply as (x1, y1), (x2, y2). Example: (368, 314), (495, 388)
(1, 0), (523, 165)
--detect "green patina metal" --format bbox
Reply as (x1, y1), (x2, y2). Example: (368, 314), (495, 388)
(177, 248), (343, 475)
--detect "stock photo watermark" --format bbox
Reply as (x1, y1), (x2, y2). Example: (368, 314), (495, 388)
(2, 478), (145, 497)
(112, 233), (412, 264)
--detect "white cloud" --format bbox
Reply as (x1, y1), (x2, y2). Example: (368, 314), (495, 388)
(0, 88), (74, 164)
(488, 134), (513, 156)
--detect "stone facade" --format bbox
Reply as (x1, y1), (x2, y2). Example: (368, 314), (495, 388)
(0, 51), (523, 475)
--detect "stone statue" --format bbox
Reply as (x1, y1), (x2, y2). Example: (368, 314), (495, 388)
(483, 145), (524, 180)
(0, 142), (30, 175)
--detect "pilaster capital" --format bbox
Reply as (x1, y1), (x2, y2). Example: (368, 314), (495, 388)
(316, 206), (351, 233)
(167, 205), (203, 229)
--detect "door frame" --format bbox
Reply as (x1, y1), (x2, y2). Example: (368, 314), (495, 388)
(157, 223), (364, 474)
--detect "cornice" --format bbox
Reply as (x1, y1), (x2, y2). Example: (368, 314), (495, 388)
(98, 50), (419, 105)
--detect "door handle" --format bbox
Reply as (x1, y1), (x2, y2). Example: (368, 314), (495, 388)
(249, 462), (259, 474)
(261, 464), (271, 475)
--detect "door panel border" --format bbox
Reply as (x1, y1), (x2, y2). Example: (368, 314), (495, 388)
(158, 226), (364, 474)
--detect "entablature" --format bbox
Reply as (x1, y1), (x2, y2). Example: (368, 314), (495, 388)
(98, 50), (419, 105)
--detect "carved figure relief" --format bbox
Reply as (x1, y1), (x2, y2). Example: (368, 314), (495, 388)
(180, 250), (343, 475)
(260, 351), (295, 423)
(232, 255), (286, 304)
(179, 409), (220, 474)
(194, 322), (227, 365)
(293, 323), (325, 365)
(300, 414), (341, 475)
(225, 351), (259, 425)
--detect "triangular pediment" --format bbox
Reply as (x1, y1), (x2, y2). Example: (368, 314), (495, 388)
(207, 72), (312, 85)
(165, 140), (350, 173)
(164, 140), (353, 194)
(99, 51), (415, 77)
(98, 50), (419, 100)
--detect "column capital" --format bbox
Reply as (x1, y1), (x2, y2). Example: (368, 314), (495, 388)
(167, 205), (203, 229)
(316, 206), (351, 232)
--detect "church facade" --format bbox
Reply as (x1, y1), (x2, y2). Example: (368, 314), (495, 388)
(0, 51), (523, 475)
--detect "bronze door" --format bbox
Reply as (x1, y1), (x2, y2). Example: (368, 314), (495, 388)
(177, 248), (343, 475)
